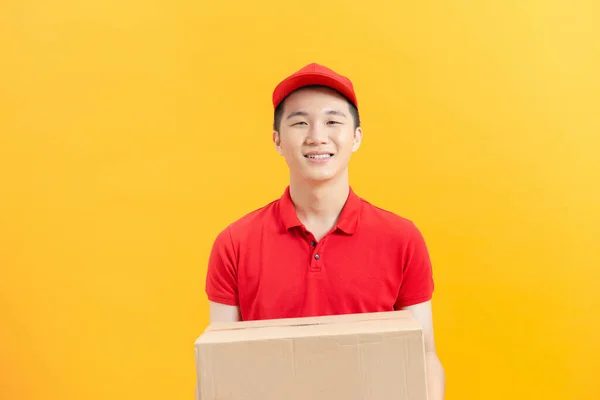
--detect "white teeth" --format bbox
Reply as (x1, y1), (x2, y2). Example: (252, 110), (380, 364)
(306, 154), (332, 159)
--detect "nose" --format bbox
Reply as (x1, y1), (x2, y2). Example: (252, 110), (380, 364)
(305, 124), (329, 145)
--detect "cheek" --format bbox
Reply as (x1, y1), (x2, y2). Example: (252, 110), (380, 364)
(280, 139), (302, 157)
(332, 133), (355, 149)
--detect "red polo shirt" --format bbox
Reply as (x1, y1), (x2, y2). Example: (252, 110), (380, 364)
(205, 186), (434, 321)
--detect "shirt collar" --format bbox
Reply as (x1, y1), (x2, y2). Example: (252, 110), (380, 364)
(278, 186), (362, 235)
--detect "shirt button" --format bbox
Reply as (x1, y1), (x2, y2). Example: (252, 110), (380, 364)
(314, 254), (320, 260)
(311, 241), (317, 246)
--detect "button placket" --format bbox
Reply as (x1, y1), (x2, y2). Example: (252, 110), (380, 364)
(310, 237), (324, 272)
(300, 227), (327, 272)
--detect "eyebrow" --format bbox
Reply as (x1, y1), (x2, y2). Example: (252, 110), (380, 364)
(285, 110), (348, 119)
(286, 111), (309, 119)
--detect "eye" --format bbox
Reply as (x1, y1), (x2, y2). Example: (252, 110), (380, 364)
(291, 121), (307, 126)
(327, 120), (341, 125)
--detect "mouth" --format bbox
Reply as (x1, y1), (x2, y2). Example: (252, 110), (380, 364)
(304, 153), (334, 160)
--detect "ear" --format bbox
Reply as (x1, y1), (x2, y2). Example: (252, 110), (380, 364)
(352, 127), (363, 152)
(272, 130), (283, 155)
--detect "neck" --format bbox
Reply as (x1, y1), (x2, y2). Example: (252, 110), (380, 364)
(288, 171), (350, 227)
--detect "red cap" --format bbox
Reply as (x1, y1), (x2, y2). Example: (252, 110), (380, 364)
(272, 63), (358, 109)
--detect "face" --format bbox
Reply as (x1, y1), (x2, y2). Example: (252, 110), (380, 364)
(272, 87), (363, 183)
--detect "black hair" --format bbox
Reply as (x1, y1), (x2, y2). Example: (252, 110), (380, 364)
(273, 85), (360, 131)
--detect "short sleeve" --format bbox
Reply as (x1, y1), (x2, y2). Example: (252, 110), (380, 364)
(205, 227), (239, 306)
(394, 222), (435, 309)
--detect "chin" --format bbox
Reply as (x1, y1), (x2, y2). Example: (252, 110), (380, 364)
(302, 172), (338, 182)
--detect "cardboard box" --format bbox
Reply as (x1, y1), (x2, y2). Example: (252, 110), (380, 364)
(195, 310), (428, 400)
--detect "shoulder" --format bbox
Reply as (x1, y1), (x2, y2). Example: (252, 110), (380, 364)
(212, 197), (281, 246)
(357, 197), (432, 259)
(358, 197), (423, 239)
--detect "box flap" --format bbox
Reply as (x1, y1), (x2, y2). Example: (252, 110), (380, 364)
(195, 310), (422, 345)
(205, 310), (414, 332)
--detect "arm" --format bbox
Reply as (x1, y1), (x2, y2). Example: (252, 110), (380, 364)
(402, 301), (445, 400)
(196, 303), (241, 400)
(395, 222), (444, 399)
(197, 228), (241, 399)
(205, 226), (241, 321)
(209, 301), (241, 323)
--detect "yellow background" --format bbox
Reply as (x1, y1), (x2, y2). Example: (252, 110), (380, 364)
(1, 1), (599, 399)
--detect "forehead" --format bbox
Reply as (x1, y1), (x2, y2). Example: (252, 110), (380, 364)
(283, 86), (350, 114)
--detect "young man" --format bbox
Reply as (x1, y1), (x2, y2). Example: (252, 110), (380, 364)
(205, 63), (445, 399)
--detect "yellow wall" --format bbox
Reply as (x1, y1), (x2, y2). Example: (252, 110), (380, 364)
(1, 1), (599, 399)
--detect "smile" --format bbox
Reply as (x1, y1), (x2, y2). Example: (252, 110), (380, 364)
(304, 154), (333, 159)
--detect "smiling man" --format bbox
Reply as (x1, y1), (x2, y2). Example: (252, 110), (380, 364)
(204, 63), (445, 399)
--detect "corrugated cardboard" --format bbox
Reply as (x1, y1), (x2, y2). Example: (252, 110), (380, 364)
(195, 310), (428, 400)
